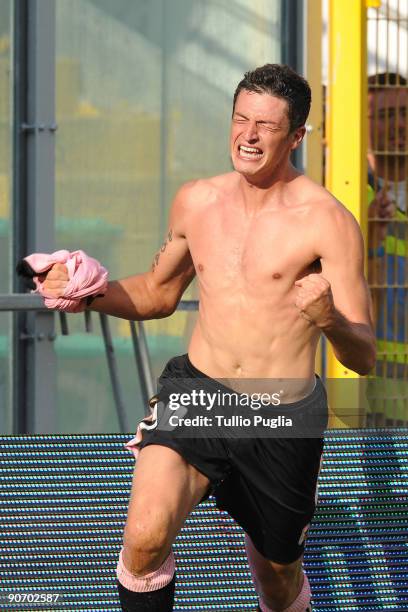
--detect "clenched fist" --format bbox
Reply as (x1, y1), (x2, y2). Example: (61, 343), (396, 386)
(39, 263), (69, 298)
(294, 274), (335, 328)
(17, 250), (108, 312)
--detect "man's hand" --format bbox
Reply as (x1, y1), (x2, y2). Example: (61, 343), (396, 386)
(39, 263), (69, 297)
(368, 187), (396, 244)
(294, 274), (335, 328)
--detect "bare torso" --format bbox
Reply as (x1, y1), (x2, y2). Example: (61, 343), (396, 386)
(41, 88), (373, 404)
(183, 171), (325, 398)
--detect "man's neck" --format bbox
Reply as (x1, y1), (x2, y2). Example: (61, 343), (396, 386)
(237, 164), (301, 211)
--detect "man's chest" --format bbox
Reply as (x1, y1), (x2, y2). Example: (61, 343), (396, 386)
(186, 205), (318, 287)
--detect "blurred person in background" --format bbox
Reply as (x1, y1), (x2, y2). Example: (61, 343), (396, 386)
(367, 73), (408, 426)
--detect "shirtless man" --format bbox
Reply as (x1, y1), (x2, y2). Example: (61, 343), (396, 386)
(38, 65), (376, 611)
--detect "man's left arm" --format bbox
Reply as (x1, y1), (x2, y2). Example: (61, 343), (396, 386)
(295, 203), (376, 375)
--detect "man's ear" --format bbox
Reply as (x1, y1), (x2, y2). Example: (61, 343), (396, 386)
(290, 126), (306, 150)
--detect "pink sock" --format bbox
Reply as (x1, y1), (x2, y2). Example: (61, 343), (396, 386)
(116, 546), (175, 592)
(259, 572), (312, 612)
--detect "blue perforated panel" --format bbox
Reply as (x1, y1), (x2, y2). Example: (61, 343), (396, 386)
(1, 431), (407, 611)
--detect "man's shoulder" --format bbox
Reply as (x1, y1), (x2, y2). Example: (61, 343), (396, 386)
(294, 175), (332, 206)
(298, 176), (355, 221)
(179, 172), (236, 196)
(174, 172), (236, 207)
(292, 177), (360, 244)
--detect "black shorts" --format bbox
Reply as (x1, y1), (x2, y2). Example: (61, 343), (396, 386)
(134, 354), (327, 564)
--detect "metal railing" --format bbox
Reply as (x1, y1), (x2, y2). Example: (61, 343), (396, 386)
(0, 294), (199, 433)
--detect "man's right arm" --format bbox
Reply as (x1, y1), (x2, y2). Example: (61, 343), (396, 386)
(43, 183), (197, 320)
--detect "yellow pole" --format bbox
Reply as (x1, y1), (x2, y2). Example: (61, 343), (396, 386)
(326, 0), (368, 377)
(306, 0), (323, 186)
(326, 0), (368, 426)
(306, 0), (324, 377)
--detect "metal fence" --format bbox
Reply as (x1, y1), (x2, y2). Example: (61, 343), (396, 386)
(366, 1), (408, 426)
(0, 295), (198, 434)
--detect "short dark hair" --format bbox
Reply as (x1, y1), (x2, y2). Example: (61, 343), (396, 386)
(368, 72), (407, 92)
(232, 64), (311, 133)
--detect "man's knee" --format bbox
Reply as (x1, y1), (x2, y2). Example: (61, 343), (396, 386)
(258, 559), (302, 601)
(245, 535), (304, 609)
(123, 519), (171, 576)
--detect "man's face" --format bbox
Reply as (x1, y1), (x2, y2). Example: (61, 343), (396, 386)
(230, 90), (303, 183)
(368, 88), (408, 156)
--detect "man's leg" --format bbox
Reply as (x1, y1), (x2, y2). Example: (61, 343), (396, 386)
(245, 535), (312, 612)
(117, 444), (210, 611)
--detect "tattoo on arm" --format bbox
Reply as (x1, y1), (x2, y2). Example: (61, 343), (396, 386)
(152, 229), (173, 271)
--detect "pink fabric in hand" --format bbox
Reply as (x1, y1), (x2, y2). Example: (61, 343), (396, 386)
(24, 249), (108, 313)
